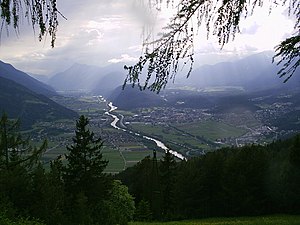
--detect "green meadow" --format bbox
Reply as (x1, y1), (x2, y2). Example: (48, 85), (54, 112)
(130, 215), (300, 225)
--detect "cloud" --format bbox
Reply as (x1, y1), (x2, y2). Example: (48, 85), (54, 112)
(241, 22), (259, 35)
(0, 0), (296, 76)
(108, 54), (138, 63)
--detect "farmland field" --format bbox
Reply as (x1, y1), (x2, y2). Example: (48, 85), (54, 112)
(128, 120), (246, 154)
(174, 120), (247, 141)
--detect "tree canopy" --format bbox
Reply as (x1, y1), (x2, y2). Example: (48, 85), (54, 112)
(124, 0), (300, 92)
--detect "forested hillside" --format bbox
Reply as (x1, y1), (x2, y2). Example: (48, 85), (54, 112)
(0, 77), (78, 129)
(118, 134), (300, 220)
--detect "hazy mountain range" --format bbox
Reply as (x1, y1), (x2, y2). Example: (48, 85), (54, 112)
(108, 52), (300, 109)
(176, 51), (300, 90)
(25, 51), (297, 102)
(46, 63), (126, 97)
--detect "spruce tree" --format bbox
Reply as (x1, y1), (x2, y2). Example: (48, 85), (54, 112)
(64, 115), (108, 190)
(64, 115), (111, 223)
(0, 113), (47, 218)
(159, 150), (177, 220)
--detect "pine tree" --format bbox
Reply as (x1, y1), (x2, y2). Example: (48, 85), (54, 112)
(0, 113), (47, 218)
(64, 115), (111, 223)
(64, 115), (108, 189)
(135, 199), (152, 222)
(0, 113), (47, 170)
(159, 150), (177, 220)
(150, 150), (162, 220)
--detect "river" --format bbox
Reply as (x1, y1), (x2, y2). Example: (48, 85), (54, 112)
(105, 102), (186, 161)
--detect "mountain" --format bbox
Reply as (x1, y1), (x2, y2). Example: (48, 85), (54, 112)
(47, 63), (103, 91)
(47, 63), (126, 93)
(92, 71), (126, 97)
(109, 85), (165, 110)
(29, 73), (51, 83)
(177, 51), (300, 91)
(0, 77), (78, 129)
(0, 60), (57, 97)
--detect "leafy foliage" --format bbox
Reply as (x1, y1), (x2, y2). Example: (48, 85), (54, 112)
(0, 212), (46, 225)
(0, 113), (47, 169)
(125, 0), (300, 92)
(102, 180), (135, 225)
(1, 112), (299, 223)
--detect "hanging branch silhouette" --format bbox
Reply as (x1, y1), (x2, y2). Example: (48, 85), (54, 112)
(124, 0), (300, 93)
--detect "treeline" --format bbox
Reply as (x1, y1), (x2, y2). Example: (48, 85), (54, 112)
(118, 134), (300, 221)
(0, 114), (134, 225)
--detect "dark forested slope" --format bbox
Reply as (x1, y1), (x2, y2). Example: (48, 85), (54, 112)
(0, 77), (78, 129)
(118, 134), (300, 220)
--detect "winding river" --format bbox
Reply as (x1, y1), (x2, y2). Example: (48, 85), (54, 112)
(105, 102), (186, 161)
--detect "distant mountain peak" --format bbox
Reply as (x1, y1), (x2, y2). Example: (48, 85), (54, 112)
(47, 63), (126, 94)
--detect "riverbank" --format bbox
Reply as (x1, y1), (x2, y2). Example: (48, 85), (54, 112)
(105, 101), (186, 160)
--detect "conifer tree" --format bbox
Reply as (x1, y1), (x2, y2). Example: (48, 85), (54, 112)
(64, 115), (111, 223)
(0, 113), (47, 217)
(64, 115), (108, 193)
(135, 199), (152, 222)
(0, 113), (46, 170)
(159, 150), (177, 219)
(150, 150), (162, 220)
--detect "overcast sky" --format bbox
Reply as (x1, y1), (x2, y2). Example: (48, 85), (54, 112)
(0, 0), (296, 76)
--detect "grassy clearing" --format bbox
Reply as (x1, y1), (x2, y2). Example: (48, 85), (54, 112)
(129, 215), (300, 225)
(42, 142), (158, 173)
(122, 150), (163, 162)
(103, 147), (163, 173)
(129, 123), (212, 154)
(130, 123), (200, 144)
(103, 148), (125, 173)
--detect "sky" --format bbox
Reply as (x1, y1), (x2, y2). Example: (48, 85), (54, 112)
(0, 0), (296, 76)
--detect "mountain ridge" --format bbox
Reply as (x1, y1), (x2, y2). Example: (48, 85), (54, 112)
(0, 60), (57, 97)
(176, 51), (300, 91)
(47, 63), (126, 93)
(0, 76), (78, 129)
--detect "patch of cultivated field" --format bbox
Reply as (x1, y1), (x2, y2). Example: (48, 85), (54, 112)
(174, 120), (247, 141)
